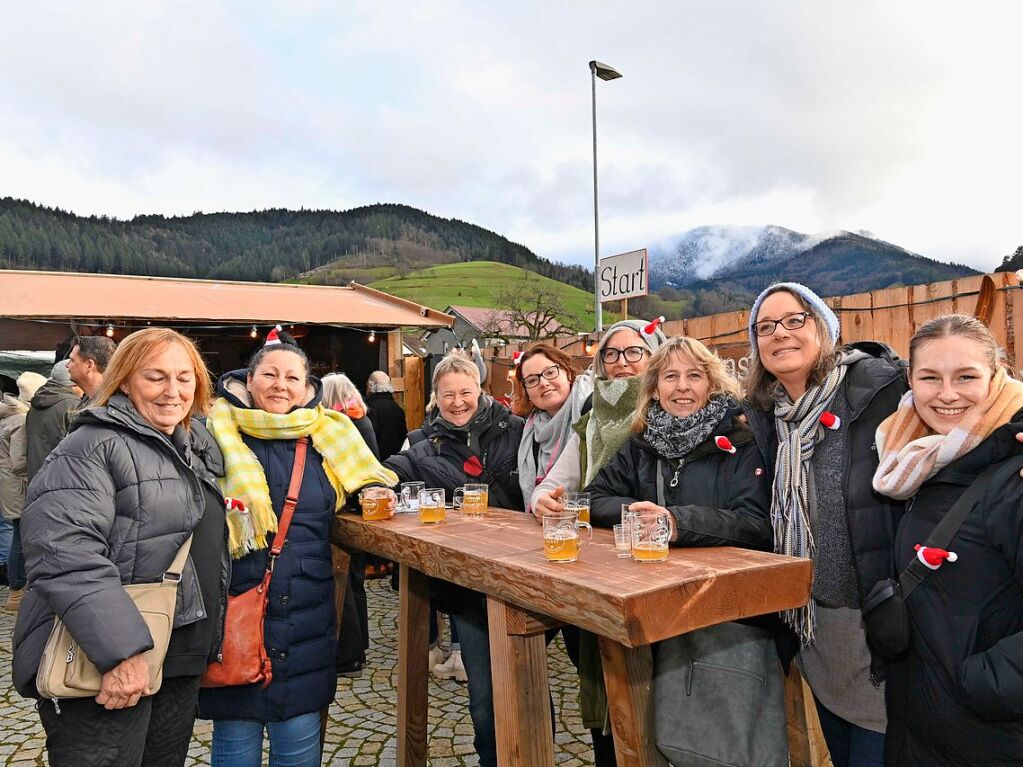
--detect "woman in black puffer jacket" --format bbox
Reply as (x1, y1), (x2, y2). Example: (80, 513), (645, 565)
(587, 337), (786, 766)
(384, 349), (524, 767)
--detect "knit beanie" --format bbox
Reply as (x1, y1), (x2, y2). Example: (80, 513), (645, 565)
(594, 319), (668, 378)
(49, 361), (73, 386)
(748, 282), (840, 359)
(16, 371), (47, 402)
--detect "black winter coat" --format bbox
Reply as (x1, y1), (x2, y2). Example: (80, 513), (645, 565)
(745, 342), (907, 672)
(198, 371), (341, 723)
(12, 394), (228, 697)
(366, 391), (408, 461)
(586, 415), (772, 551)
(885, 416), (1023, 766)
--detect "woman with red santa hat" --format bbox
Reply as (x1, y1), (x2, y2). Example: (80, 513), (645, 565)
(871, 314), (1023, 765)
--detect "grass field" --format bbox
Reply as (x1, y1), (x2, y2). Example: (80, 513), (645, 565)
(368, 261), (596, 330)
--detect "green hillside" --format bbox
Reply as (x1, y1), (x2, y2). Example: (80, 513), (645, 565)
(368, 261), (595, 331)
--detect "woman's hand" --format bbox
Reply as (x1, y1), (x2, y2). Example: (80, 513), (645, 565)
(627, 501), (677, 543)
(96, 653), (150, 710)
(533, 486), (566, 518)
(381, 488), (398, 518)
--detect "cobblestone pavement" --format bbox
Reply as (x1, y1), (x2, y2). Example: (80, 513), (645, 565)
(0, 579), (596, 766)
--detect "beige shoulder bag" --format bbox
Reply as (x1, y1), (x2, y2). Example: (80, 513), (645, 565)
(36, 535), (193, 700)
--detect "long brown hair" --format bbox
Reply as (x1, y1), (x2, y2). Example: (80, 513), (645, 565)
(742, 287), (839, 409)
(92, 328), (213, 428)
(512, 343), (576, 417)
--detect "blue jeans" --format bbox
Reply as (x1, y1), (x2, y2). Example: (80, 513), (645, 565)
(8, 519), (25, 589)
(815, 698), (885, 767)
(211, 712), (321, 767)
(0, 517), (12, 564)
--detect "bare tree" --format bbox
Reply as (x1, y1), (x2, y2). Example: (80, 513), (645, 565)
(491, 282), (573, 341)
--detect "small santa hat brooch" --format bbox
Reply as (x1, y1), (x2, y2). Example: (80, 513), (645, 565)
(714, 436), (737, 454)
(820, 411), (841, 430)
(641, 316), (666, 339)
(225, 497), (248, 513)
(914, 544), (958, 570)
(512, 351), (523, 366)
(264, 324), (283, 346)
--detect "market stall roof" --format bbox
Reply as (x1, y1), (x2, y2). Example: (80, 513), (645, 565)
(0, 270), (453, 328)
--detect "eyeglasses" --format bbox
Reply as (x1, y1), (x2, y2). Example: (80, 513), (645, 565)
(752, 312), (812, 337)
(522, 364), (563, 389)
(600, 345), (649, 364)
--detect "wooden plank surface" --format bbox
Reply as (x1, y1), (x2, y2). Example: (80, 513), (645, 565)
(333, 509), (812, 648)
(598, 638), (666, 766)
(488, 597), (556, 766)
(397, 565), (430, 766)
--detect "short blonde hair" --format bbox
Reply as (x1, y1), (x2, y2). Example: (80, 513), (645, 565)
(92, 328), (213, 428)
(432, 349), (481, 390)
(632, 337), (740, 431)
(322, 373), (366, 411)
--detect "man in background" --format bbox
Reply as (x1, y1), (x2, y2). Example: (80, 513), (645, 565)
(365, 370), (408, 461)
(66, 336), (115, 405)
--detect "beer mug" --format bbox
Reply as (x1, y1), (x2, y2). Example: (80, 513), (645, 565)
(631, 509), (671, 563)
(454, 483), (488, 518)
(542, 511), (592, 563)
(359, 487), (395, 521)
(418, 488), (446, 524)
(399, 481), (426, 512)
(564, 491), (590, 524)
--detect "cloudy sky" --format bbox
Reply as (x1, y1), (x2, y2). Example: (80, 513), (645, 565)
(1, 1), (1020, 271)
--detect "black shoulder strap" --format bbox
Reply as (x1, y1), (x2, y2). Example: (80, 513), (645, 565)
(900, 465), (998, 598)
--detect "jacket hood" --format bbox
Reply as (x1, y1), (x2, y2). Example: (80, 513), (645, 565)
(421, 394), (510, 440)
(215, 368), (323, 412)
(0, 393), (29, 419)
(841, 341), (908, 421)
(30, 379), (80, 410)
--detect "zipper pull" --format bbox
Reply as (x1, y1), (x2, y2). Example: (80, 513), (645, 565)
(670, 459), (685, 488)
(686, 660), (695, 696)
(52, 698), (61, 715)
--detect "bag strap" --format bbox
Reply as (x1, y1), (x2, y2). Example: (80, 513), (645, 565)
(161, 535), (194, 584)
(265, 437), (309, 576)
(899, 464), (997, 598)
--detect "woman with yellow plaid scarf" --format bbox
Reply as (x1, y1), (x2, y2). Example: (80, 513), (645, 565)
(198, 329), (397, 767)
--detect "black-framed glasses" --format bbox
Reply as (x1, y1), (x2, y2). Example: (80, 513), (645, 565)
(522, 364), (563, 389)
(600, 345), (649, 364)
(752, 311), (812, 337)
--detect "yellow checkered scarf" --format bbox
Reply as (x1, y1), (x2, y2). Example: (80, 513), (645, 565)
(209, 397), (398, 558)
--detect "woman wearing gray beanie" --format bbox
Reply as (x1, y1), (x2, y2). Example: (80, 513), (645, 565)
(532, 316), (666, 766)
(743, 282), (905, 767)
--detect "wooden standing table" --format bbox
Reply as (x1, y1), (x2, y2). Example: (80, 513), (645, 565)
(333, 509), (812, 767)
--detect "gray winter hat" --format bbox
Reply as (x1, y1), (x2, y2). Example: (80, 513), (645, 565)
(49, 360), (73, 386)
(594, 318), (668, 378)
(748, 282), (840, 359)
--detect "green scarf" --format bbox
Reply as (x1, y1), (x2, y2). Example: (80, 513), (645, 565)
(209, 398), (398, 558)
(577, 376), (642, 486)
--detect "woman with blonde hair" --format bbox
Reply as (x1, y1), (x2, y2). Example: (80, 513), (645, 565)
(871, 315), (1023, 765)
(13, 328), (228, 767)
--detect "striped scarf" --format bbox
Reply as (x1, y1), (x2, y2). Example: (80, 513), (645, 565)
(772, 362), (847, 645)
(209, 398), (398, 558)
(873, 368), (1023, 500)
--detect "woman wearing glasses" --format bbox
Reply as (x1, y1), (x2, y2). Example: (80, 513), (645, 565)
(514, 344), (593, 515)
(743, 283), (907, 767)
(532, 318), (667, 766)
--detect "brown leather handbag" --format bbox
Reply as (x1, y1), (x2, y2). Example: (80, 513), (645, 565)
(201, 437), (308, 688)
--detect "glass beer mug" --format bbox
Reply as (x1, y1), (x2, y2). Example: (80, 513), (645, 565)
(542, 510), (593, 563)
(454, 483), (488, 518)
(418, 488), (446, 524)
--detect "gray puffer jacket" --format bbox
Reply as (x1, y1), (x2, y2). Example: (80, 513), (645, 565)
(12, 393), (226, 697)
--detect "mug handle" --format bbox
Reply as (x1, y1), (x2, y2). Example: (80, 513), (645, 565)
(577, 520), (593, 546)
(453, 487), (464, 511)
(401, 486), (413, 507)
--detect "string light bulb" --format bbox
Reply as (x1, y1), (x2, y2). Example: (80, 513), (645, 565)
(368, 330), (376, 343)
(250, 325), (258, 338)
(105, 324), (115, 338)
(584, 338), (595, 355)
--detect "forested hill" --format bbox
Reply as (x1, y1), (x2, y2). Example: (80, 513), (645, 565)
(0, 197), (590, 288)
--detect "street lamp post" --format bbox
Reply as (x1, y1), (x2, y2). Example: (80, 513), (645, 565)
(590, 59), (622, 334)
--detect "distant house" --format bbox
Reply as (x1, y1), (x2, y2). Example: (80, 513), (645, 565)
(445, 305), (567, 343)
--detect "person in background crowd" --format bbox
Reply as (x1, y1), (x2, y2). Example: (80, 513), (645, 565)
(25, 360), (82, 481)
(532, 317), (667, 766)
(321, 371), (379, 679)
(743, 283), (906, 767)
(513, 343), (593, 515)
(872, 315), (1023, 765)
(66, 336), (116, 405)
(12, 328), (228, 767)
(365, 370), (408, 461)
(199, 328), (397, 767)
(384, 349), (524, 767)
(587, 337), (786, 765)
(0, 372), (47, 613)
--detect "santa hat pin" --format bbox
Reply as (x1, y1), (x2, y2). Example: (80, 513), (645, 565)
(714, 436), (737, 454)
(914, 544), (958, 570)
(264, 324), (283, 346)
(819, 411), (841, 430)
(641, 316), (666, 339)
(225, 497), (248, 513)
(512, 351), (523, 366)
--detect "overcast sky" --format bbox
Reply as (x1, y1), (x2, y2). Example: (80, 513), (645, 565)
(1, 1), (1020, 271)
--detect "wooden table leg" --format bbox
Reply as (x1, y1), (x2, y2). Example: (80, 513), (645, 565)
(598, 637), (667, 767)
(486, 596), (555, 767)
(397, 565), (430, 767)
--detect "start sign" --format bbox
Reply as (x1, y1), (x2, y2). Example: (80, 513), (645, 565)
(598, 248), (648, 303)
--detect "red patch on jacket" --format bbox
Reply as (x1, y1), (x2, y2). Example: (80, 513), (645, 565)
(463, 456), (484, 477)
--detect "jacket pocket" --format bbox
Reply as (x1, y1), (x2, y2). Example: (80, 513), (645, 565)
(299, 557), (334, 581)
